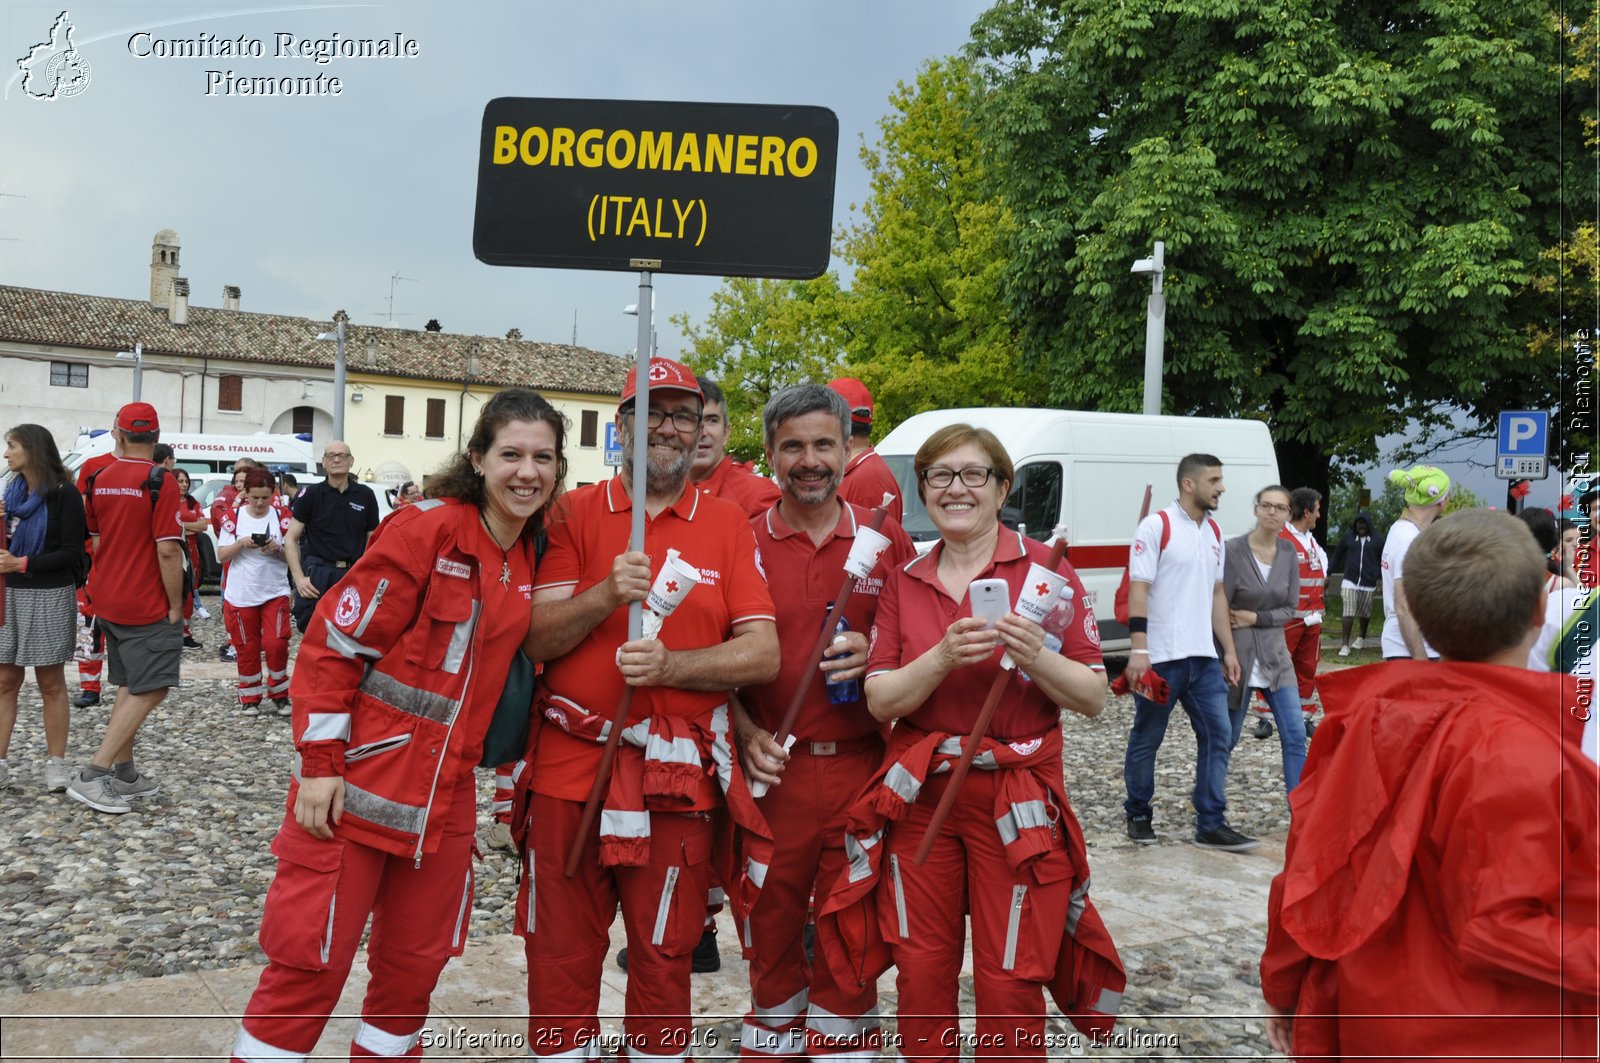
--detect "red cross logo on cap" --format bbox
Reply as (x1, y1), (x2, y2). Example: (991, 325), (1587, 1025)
(649, 363), (670, 381)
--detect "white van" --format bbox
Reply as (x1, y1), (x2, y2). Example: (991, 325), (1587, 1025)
(63, 431), (317, 477)
(875, 408), (1280, 648)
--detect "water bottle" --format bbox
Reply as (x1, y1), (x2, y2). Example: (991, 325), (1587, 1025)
(1020, 586), (1076, 684)
(824, 602), (860, 705)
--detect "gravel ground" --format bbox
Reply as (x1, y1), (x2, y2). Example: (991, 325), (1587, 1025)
(0, 602), (1330, 1058)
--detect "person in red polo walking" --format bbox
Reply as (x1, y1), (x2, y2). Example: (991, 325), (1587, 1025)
(826, 378), (902, 526)
(66, 403), (184, 814)
(520, 357), (778, 1063)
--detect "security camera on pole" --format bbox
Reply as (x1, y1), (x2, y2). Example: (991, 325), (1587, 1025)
(1132, 241), (1165, 416)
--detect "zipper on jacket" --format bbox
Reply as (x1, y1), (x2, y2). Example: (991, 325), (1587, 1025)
(344, 733), (412, 763)
(1002, 884), (1027, 971)
(353, 578), (389, 639)
(412, 591), (479, 869)
(889, 854), (909, 938)
(651, 866), (680, 946)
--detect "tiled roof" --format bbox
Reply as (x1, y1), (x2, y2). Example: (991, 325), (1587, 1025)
(0, 285), (631, 397)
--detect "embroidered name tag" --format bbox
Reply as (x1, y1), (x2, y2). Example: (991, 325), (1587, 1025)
(435, 558), (470, 579)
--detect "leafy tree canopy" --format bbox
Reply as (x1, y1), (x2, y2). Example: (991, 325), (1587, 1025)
(969, 0), (1592, 489)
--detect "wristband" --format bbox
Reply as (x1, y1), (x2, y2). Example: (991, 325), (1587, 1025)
(1126, 616), (1148, 634)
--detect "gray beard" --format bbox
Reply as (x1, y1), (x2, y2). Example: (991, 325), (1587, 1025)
(620, 429), (692, 496)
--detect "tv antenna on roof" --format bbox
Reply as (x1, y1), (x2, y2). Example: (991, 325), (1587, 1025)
(384, 272), (418, 326)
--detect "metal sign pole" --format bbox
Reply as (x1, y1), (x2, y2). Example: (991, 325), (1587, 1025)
(628, 269), (652, 641)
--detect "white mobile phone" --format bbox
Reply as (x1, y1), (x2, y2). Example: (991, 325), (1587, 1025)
(968, 578), (1011, 628)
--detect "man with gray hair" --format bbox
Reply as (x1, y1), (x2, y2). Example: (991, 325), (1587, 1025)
(732, 383), (915, 1061)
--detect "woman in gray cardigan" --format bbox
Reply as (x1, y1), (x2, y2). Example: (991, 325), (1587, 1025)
(1222, 485), (1308, 792)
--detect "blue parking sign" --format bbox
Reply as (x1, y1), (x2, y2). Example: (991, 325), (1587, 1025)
(1496, 410), (1549, 480)
(604, 422), (623, 467)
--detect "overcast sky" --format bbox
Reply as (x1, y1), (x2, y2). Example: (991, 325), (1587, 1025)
(1, 0), (1572, 511)
(2, 0), (988, 351)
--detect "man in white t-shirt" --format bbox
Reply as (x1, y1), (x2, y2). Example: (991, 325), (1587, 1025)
(1122, 453), (1255, 851)
(1380, 465), (1451, 660)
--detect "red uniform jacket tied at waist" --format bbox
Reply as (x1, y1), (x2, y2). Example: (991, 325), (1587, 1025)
(817, 725), (1125, 1037)
(527, 689), (771, 870)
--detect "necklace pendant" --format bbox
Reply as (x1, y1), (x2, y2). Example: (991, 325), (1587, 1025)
(501, 560), (512, 587)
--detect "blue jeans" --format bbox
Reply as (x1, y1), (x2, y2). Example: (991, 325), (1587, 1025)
(1123, 656), (1234, 834)
(1232, 685), (1308, 792)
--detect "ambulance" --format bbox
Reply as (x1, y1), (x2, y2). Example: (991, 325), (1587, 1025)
(63, 430), (317, 477)
(875, 408), (1281, 648)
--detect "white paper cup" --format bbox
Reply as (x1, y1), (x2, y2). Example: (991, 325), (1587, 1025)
(642, 550), (701, 639)
(843, 526), (892, 580)
(1013, 563), (1070, 625)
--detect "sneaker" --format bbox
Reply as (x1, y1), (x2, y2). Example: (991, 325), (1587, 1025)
(273, 699), (292, 718)
(1252, 717), (1274, 740)
(109, 772), (160, 800)
(183, 636), (204, 649)
(1352, 636), (1364, 650)
(1338, 645), (1351, 657)
(1125, 815), (1157, 845)
(0, 762), (8, 788)
(241, 704), (260, 718)
(1194, 824), (1260, 852)
(45, 758), (73, 793)
(194, 605), (211, 620)
(218, 645), (237, 663)
(71, 690), (101, 709)
(485, 821), (514, 852)
(67, 773), (132, 814)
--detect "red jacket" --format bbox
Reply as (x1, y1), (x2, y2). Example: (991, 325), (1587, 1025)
(288, 498), (537, 862)
(1261, 662), (1599, 1060)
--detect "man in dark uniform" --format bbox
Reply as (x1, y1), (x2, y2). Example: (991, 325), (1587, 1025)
(284, 441), (378, 633)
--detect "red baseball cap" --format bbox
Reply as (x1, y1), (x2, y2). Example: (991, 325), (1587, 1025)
(828, 377), (874, 426)
(620, 357), (704, 407)
(115, 402), (160, 433)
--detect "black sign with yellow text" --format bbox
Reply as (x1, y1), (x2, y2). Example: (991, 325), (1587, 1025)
(473, 97), (838, 278)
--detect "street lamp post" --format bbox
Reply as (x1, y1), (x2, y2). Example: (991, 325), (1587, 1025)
(316, 310), (349, 441)
(115, 341), (144, 401)
(1131, 242), (1165, 416)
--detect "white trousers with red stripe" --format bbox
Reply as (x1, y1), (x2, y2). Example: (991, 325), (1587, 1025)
(224, 596), (291, 707)
(740, 741), (881, 1061)
(231, 776), (475, 1062)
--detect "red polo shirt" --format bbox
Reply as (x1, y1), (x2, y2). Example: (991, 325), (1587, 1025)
(83, 458), (183, 625)
(697, 454), (780, 518)
(867, 526), (1104, 740)
(532, 476), (776, 800)
(840, 446), (904, 526)
(742, 500), (916, 741)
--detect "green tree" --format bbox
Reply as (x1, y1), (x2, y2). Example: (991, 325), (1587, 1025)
(970, 0), (1591, 495)
(673, 275), (846, 461)
(834, 57), (1046, 431)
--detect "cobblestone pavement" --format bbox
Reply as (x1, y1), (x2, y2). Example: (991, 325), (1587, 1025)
(0, 605), (1352, 1058)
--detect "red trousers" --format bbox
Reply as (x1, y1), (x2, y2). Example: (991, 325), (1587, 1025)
(1282, 619), (1321, 701)
(884, 771), (1079, 1063)
(76, 588), (102, 694)
(232, 776), (475, 1061)
(519, 793), (713, 1061)
(741, 740), (881, 1061)
(225, 597), (291, 707)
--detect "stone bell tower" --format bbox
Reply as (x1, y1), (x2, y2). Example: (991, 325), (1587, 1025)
(149, 229), (180, 308)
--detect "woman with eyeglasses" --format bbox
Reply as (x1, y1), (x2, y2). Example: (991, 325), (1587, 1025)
(852, 423), (1119, 1060)
(1221, 485), (1307, 791)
